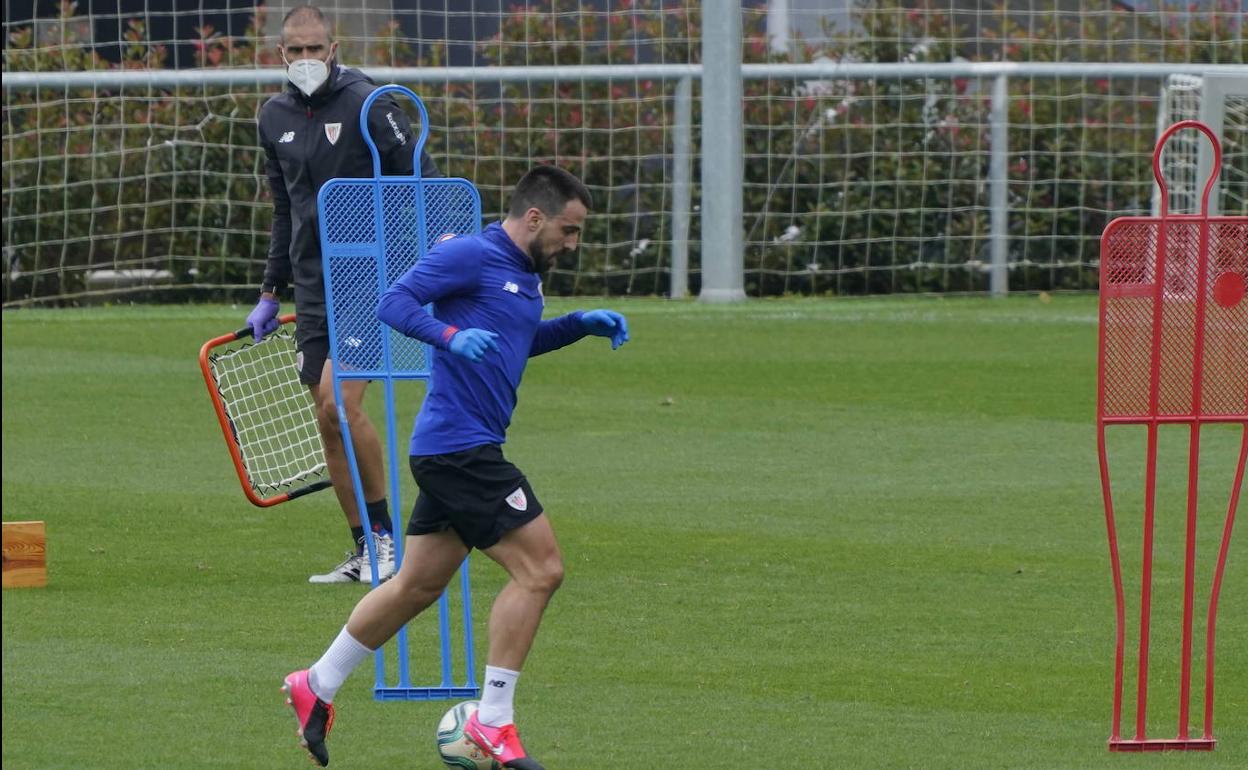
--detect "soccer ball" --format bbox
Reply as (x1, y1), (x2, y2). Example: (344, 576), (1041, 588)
(436, 700), (501, 770)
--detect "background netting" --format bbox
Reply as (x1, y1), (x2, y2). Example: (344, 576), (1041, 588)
(3, 1), (1245, 304)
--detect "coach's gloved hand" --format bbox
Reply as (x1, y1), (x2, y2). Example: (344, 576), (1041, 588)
(449, 328), (500, 363)
(581, 309), (629, 350)
(246, 295), (280, 340)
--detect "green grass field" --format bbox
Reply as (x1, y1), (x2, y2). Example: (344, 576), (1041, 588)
(3, 296), (1245, 769)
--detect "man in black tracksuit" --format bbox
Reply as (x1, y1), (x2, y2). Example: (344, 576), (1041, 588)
(247, 4), (439, 584)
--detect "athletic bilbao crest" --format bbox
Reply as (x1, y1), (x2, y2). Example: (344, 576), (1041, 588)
(505, 487), (527, 511)
(324, 122), (342, 145)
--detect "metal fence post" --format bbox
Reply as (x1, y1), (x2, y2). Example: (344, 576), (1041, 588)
(699, 0), (746, 303)
(989, 73), (1010, 297)
(670, 75), (692, 299)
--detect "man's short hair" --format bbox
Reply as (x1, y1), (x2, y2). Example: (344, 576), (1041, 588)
(282, 5), (332, 41)
(508, 165), (593, 218)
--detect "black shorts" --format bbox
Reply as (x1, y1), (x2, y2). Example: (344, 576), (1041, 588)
(294, 316), (328, 386)
(407, 445), (543, 550)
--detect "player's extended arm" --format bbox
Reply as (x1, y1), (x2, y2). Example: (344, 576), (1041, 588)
(529, 309), (629, 357)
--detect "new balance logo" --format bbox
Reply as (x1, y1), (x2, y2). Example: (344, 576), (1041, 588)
(487, 679), (507, 688)
(278, 131), (295, 143)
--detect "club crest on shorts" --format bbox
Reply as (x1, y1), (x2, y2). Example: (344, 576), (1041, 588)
(505, 487), (527, 511)
(324, 122), (342, 145)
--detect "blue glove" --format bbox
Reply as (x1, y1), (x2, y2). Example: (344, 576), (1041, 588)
(581, 309), (629, 350)
(449, 328), (500, 363)
(246, 296), (280, 340)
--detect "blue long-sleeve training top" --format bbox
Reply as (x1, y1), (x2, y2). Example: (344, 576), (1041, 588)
(378, 221), (588, 456)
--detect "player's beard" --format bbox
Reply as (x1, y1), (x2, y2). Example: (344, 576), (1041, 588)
(529, 240), (562, 274)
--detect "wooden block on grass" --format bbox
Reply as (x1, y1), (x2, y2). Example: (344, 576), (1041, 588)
(3, 521), (47, 588)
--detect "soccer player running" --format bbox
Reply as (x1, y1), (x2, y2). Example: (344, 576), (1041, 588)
(282, 165), (629, 768)
(247, 5), (441, 584)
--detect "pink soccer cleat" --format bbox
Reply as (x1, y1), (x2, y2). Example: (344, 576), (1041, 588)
(282, 670), (335, 766)
(464, 711), (547, 770)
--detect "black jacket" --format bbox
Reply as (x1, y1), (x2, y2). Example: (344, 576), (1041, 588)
(257, 65), (440, 319)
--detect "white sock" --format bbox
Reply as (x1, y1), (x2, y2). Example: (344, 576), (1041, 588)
(307, 626), (373, 703)
(477, 665), (520, 727)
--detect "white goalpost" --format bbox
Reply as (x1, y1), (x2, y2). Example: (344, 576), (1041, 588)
(1156, 73), (1248, 217)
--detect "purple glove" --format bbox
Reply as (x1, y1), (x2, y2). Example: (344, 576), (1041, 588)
(246, 296), (280, 340)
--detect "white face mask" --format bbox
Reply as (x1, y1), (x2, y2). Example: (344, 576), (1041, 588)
(285, 55), (330, 98)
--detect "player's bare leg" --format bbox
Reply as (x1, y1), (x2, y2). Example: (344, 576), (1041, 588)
(464, 514), (562, 770)
(345, 530), (469, 647)
(481, 514), (564, 669)
(307, 359), (395, 583)
(284, 530), (467, 765)
(312, 358), (386, 519)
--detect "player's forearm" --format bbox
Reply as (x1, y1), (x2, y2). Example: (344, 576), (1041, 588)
(262, 155), (293, 293)
(262, 223), (293, 294)
(377, 285), (458, 349)
(528, 312), (587, 357)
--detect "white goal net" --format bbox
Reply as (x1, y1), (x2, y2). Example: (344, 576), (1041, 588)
(3, 1), (1245, 303)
